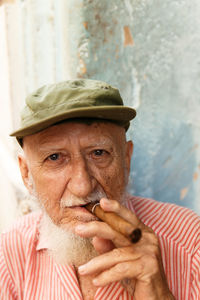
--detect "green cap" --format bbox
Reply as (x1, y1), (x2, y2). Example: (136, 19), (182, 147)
(10, 79), (136, 139)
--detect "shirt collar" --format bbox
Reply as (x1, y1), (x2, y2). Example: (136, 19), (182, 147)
(36, 212), (50, 251)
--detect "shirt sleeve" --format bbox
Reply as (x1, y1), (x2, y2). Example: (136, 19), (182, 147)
(191, 233), (200, 300)
(0, 235), (17, 300)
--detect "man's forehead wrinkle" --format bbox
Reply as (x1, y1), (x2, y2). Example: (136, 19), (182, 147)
(36, 131), (117, 148)
(23, 122), (127, 154)
(33, 130), (64, 146)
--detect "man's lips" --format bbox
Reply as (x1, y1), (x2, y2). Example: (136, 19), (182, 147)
(67, 204), (90, 213)
(67, 203), (87, 208)
(66, 201), (98, 209)
(69, 203), (100, 218)
(60, 203), (99, 223)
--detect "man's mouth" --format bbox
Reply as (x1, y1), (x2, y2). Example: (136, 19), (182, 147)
(67, 202), (92, 209)
(67, 203), (93, 214)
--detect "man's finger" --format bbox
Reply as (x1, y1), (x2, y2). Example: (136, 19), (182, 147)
(92, 237), (115, 254)
(92, 260), (141, 286)
(75, 221), (131, 248)
(100, 198), (143, 228)
(78, 246), (141, 276)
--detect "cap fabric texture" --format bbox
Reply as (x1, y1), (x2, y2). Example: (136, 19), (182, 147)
(10, 79), (136, 139)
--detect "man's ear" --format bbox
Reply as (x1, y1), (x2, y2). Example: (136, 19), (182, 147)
(125, 140), (133, 174)
(18, 154), (33, 194)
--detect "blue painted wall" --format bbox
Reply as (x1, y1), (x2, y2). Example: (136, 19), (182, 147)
(65, 0), (200, 214)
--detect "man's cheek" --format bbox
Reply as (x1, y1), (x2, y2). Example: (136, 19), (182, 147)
(101, 174), (124, 198)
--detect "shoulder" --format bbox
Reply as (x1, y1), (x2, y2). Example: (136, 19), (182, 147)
(0, 211), (42, 256)
(0, 212), (42, 298)
(127, 195), (200, 252)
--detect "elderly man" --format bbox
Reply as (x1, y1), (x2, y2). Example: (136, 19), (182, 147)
(0, 79), (199, 300)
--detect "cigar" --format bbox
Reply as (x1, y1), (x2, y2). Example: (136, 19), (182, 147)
(85, 202), (141, 243)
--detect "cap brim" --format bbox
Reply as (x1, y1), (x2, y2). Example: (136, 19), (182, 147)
(10, 106), (136, 138)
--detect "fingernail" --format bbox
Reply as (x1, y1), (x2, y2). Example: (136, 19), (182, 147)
(101, 198), (110, 205)
(93, 278), (99, 285)
(78, 265), (87, 274)
(75, 225), (85, 233)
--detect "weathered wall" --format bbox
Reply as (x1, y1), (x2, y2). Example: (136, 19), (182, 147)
(1, 0), (200, 230)
(65, 0), (200, 213)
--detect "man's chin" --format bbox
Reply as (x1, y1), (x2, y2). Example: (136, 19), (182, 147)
(39, 211), (98, 267)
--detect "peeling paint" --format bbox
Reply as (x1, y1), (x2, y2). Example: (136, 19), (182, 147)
(123, 25), (134, 46)
(162, 156), (172, 167)
(77, 57), (87, 75)
(193, 172), (198, 181)
(180, 187), (189, 200)
(83, 21), (88, 30)
(131, 68), (141, 109)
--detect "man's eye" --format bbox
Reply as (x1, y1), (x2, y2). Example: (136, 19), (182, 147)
(48, 153), (60, 161)
(93, 149), (106, 156)
(90, 149), (112, 166)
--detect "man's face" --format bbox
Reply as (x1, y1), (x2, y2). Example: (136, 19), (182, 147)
(19, 121), (133, 233)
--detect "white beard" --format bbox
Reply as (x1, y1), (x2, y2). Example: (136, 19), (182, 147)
(26, 170), (126, 267)
(39, 211), (98, 267)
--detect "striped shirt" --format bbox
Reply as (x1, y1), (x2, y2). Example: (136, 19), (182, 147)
(0, 196), (199, 300)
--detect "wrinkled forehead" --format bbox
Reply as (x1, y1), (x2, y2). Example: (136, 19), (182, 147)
(22, 120), (127, 152)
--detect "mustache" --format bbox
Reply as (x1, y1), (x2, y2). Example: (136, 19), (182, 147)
(60, 188), (107, 208)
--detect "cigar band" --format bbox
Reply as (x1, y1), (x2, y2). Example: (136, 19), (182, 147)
(91, 202), (100, 214)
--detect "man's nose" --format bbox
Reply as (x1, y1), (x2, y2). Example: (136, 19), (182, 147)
(67, 157), (95, 198)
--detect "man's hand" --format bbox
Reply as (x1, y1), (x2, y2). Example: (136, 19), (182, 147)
(75, 198), (175, 300)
